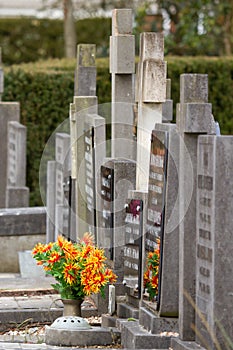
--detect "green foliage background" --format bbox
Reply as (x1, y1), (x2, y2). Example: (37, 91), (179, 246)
(0, 17), (111, 65)
(2, 57), (233, 206)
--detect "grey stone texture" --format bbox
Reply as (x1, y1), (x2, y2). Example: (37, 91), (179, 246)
(54, 133), (71, 239)
(99, 158), (136, 281)
(6, 121), (29, 208)
(84, 114), (106, 240)
(73, 96), (97, 238)
(112, 8), (133, 35)
(117, 302), (139, 319)
(5, 187), (29, 208)
(0, 102), (20, 208)
(110, 9), (136, 160)
(0, 207), (46, 272)
(142, 60), (167, 103)
(119, 319), (172, 349)
(162, 79), (173, 122)
(196, 135), (233, 350)
(171, 338), (206, 350)
(136, 32), (166, 191)
(139, 307), (178, 334)
(74, 44), (96, 97)
(153, 123), (180, 317)
(124, 190), (148, 303)
(45, 326), (121, 347)
(177, 74), (215, 341)
(46, 161), (56, 243)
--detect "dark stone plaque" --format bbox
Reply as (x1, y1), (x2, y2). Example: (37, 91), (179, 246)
(100, 165), (114, 260)
(144, 130), (168, 307)
(124, 199), (143, 298)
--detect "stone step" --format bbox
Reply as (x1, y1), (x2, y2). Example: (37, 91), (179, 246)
(45, 325), (121, 347)
(118, 319), (174, 349)
(117, 302), (139, 319)
(171, 338), (206, 350)
(139, 306), (178, 334)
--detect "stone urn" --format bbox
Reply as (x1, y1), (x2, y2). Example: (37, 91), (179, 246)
(62, 299), (83, 317)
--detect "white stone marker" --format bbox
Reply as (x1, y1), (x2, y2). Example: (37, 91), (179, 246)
(136, 32), (167, 191)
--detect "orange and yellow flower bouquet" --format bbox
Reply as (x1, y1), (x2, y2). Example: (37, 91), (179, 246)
(32, 233), (117, 300)
(143, 240), (160, 301)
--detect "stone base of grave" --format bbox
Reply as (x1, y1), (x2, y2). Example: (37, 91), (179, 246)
(171, 338), (207, 350)
(45, 326), (121, 347)
(117, 302), (139, 319)
(139, 306), (178, 334)
(117, 319), (174, 349)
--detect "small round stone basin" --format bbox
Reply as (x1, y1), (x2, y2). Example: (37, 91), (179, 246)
(50, 316), (91, 330)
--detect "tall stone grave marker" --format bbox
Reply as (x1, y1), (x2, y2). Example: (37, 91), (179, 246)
(99, 159), (136, 281)
(46, 132), (71, 242)
(84, 113), (106, 243)
(70, 44), (97, 241)
(146, 123), (180, 317)
(55, 133), (71, 239)
(177, 74), (215, 340)
(74, 44), (96, 97)
(123, 190), (148, 304)
(110, 9), (136, 160)
(73, 96), (97, 239)
(0, 102), (20, 208)
(6, 121), (29, 207)
(136, 32), (167, 191)
(196, 135), (233, 349)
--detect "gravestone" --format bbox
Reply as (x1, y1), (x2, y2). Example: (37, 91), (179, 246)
(0, 102), (20, 208)
(73, 96), (97, 238)
(124, 197), (143, 298)
(143, 128), (168, 311)
(110, 9), (136, 160)
(55, 133), (70, 239)
(46, 161), (56, 243)
(148, 123), (180, 317)
(123, 190), (148, 306)
(6, 121), (29, 208)
(136, 32), (167, 191)
(99, 158), (136, 281)
(46, 133), (71, 242)
(84, 113), (106, 243)
(196, 135), (233, 349)
(162, 79), (173, 122)
(70, 44), (97, 241)
(74, 44), (96, 97)
(177, 74), (216, 340)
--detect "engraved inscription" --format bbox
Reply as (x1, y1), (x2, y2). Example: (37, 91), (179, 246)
(199, 228), (211, 241)
(197, 244), (212, 263)
(198, 175), (213, 191)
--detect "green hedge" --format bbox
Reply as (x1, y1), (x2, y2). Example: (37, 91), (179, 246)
(0, 17), (111, 65)
(2, 56), (233, 206)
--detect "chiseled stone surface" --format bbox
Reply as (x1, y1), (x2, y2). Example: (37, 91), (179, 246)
(177, 74), (214, 341)
(120, 319), (172, 349)
(0, 102), (20, 208)
(171, 338), (206, 350)
(139, 307), (178, 334)
(153, 123), (179, 317)
(196, 135), (233, 350)
(45, 326), (121, 347)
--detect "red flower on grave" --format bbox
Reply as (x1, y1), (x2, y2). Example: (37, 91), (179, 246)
(143, 239), (160, 301)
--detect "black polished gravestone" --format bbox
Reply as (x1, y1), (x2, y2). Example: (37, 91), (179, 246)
(100, 165), (114, 261)
(144, 129), (168, 310)
(124, 199), (143, 299)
